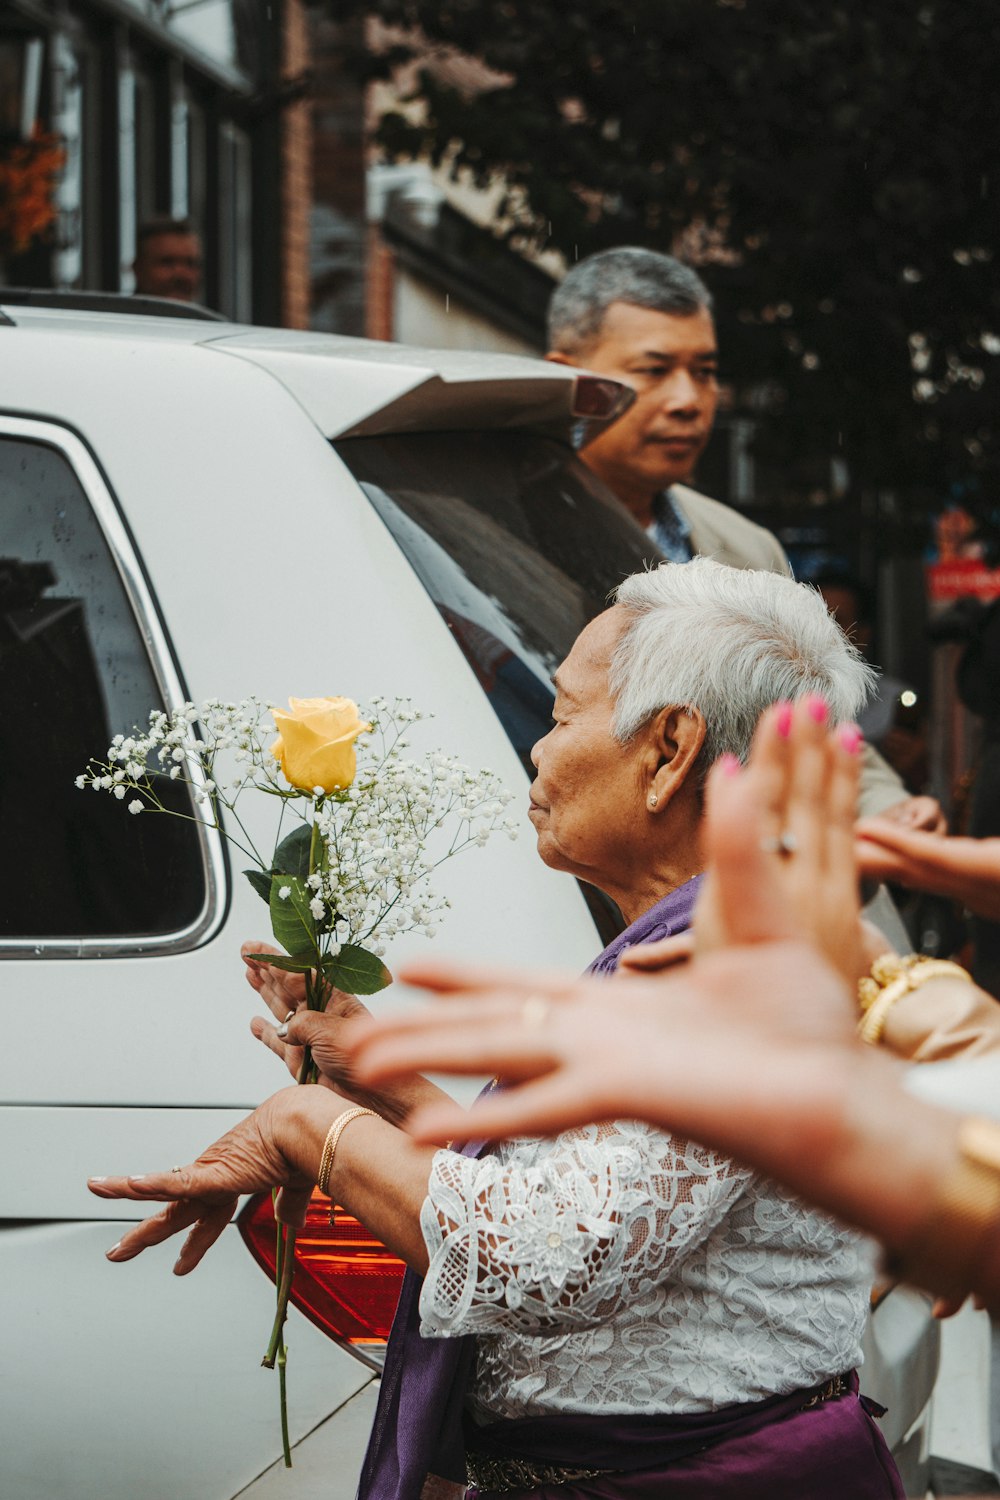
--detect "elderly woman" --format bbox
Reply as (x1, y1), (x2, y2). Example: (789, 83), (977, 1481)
(90, 558), (902, 1500)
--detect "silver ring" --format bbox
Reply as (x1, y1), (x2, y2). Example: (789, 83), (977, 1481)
(521, 996), (550, 1030)
(760, 831), (798, 858)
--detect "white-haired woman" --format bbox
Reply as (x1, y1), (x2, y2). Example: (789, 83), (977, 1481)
(90, 559), (903, 1499)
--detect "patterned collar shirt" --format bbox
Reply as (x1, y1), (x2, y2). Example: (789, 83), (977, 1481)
(648, 488), (694, 563)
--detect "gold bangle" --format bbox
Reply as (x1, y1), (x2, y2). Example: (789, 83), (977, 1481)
(857, 955), (972, 1046)
(884, 1115), (1000, 1302)
(317, 1106), (380, 1197)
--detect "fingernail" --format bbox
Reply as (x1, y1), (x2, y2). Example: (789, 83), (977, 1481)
(838, 722), (862, 753)
(807, 695), (828, 724)
(276, 1023), (288, 1039)
(90, 1176), (107, 1183)
(129, 1175), (146, 1182)
(718, 752), (742, 777)
(775, 702), (793, 738)
(107, 1242), (122, 1258)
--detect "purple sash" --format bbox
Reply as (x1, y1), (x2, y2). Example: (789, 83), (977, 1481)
(357, 877), (902, 1500)
(465, 1372), (903, 1499)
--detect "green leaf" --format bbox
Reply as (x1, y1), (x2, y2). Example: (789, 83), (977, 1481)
(244, 950), (316, 974)
(269, 874), (318, 958)
(243, 868), (273, 904)
(320, 944), (392, 996)
(272, 824), (314, 880)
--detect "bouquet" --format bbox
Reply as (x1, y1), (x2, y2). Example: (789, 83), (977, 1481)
(79, 693), (516, 1462)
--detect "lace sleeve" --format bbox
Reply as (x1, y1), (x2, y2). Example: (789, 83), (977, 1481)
(418, 1122), (752, 1338)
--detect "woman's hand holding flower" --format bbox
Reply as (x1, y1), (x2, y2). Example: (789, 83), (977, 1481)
(244, 941), (369, 1086)
(244, 941), (456, 1127)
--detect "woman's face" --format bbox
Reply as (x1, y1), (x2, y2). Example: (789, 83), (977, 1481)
(529, 608), (648, 888)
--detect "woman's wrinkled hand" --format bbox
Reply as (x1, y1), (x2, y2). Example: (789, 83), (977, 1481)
(88, 1087), (318, 1274)
(244, 941), (370, 1090)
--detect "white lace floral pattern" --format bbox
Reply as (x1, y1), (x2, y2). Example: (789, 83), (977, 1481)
(418, 1120), (873, 1419)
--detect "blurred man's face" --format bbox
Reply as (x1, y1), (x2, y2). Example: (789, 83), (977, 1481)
(551, 301), (719, 517)
(134, 233), (203, 302)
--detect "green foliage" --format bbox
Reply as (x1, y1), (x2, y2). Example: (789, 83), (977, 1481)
(269, 874), (318, 957)
(341, 0), (1000, 518)
(320, 943), (393, 995)
(244, 824), (316, 906)
(244, 867), (273, 904)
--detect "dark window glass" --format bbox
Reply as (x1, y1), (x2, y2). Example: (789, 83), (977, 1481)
(0, 438), (207, 940)
(335, 431), (662, 943)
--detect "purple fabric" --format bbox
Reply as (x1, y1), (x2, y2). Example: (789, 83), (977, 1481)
(586, 875), (704, 976)
(470, 1375), (903, 1498)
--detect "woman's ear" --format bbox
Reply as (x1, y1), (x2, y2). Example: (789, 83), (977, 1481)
(646, 706), (707, 813)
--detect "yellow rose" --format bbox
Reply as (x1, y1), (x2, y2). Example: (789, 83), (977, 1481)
(271, 697), (370, 793)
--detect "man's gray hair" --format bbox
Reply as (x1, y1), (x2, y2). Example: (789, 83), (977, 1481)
(609, 558), (876, 767)
(548, 247), (713, 354)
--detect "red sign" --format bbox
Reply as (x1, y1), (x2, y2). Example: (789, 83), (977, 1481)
(926, 558), (1000, 603)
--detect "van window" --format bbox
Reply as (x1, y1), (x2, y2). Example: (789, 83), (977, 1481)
(337, 431), (661, 944)
(336, 432), (659, 767)
(0, 436), (207, 940)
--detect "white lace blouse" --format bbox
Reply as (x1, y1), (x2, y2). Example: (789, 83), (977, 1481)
(417, 1120), (873, 1421)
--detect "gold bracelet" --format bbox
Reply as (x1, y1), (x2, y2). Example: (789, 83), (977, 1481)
(883, 1115), (1000, 1302)
(317, 1106), (380, 1197)
(857, 954), (972, 1046)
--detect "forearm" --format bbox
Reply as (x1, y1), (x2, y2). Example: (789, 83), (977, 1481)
(879, 975), (1000, 1062)
(280, 1085), (435, 1273)
(347, 1073), (458, 1130)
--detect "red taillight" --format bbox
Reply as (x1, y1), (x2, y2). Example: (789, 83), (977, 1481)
(238, 1189), (406, 1365)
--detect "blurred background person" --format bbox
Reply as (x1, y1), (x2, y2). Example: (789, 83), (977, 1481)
(133, 217), (204, 303)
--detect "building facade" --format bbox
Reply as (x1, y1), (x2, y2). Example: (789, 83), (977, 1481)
(1, 0), (311, 324)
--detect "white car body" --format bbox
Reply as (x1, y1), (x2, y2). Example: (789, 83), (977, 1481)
(0, 302), (938, 1498)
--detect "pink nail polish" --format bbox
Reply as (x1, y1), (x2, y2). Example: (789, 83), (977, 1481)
(807, 695), (828, 725)
(838, 723), (862, 753)
(775, 702), (793, 738)
(718, 753), (742, 777)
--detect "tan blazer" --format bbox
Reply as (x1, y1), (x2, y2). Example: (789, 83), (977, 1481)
(671, 484), (792, 577)
(669, 485), (905, 818)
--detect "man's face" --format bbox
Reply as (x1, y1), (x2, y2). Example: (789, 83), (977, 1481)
(134, 233), (203, 302)
(528, 607), (644, 889)
(559, 301), (719, 507)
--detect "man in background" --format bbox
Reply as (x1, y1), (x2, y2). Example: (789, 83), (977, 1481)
(546, 245), (942, 830)
(133, 218), (203, 303)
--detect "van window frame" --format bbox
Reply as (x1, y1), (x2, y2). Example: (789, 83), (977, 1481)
(0, 414), (227, 958)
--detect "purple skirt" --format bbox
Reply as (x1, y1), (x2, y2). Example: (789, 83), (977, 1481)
(466, 1373), (904, 1500)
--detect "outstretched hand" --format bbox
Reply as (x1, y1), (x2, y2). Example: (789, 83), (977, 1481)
(693, 696), (864, 984)
(88, 1088), (319, 1273)
(856, 822), (1000, 922)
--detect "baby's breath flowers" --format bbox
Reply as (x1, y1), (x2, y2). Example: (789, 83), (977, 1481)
(79, 693), (516, 1462)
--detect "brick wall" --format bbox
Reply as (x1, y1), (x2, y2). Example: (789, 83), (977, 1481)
(281, 0), (312, 329)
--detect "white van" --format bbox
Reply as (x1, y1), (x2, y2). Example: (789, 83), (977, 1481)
(0, 296), (937, 1498)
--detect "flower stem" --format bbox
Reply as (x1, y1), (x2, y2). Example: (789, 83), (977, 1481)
(262, 1216), (296, 1468)
(278, 1342), (292, 1468)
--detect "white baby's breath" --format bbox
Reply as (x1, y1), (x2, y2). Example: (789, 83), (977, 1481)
(78, 695), (516, 962)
